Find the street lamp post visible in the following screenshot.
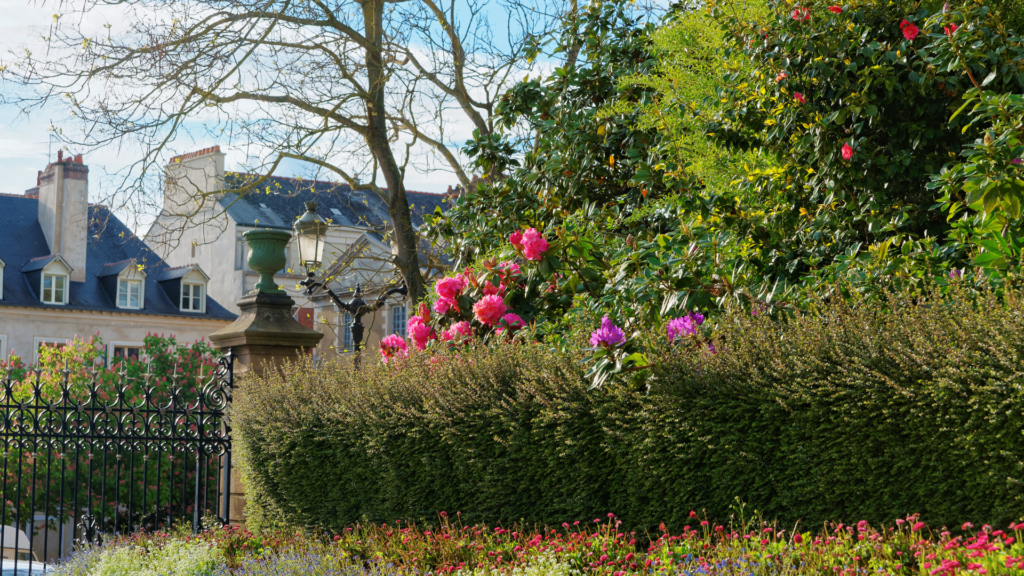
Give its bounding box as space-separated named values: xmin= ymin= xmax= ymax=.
xmin=293 ymin=201 xmax=407 ymax=365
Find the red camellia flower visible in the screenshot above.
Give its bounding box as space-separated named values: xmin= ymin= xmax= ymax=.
xmin=794 ymin=92 xmax=807 ymax=105
xmin=828 ymin=6 xmax=842 ymax=13
xmin=842 ymin=143 xmax=854 ymax=160
xmin=900 ymin=19 xmax=920 ymax=40
xmin=944 ymin=23 xmax=958 ymax=35
xmin=791 ymin=7 xmax=811 ymax=20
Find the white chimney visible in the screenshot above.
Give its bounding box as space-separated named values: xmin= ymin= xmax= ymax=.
xmin=163 ymin=146 xmax=226 ymax=217
xmin=37 ymin=151 xmax=89 ymax=282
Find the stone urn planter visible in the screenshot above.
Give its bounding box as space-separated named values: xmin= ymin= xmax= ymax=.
xmin=243 ymin=229 xmax=292 ymax=294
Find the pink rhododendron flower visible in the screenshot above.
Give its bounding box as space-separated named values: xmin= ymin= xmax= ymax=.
xmin=408 ymin=321 xmax=437 ymax=351
xmin=842 ymin=143 xmax=854 ymax=160
xmin=510 ymin=230 xmax=524 ymax=249
xmin=433 ymin=297 xmax=456 ymax=315
xmin=442 ymin=321 xmax=473 ymax=342
xmin=452 ymin=321 xmax=472 ymax=337
xmin=590 ymin=316 xmax=625 ymax=348
xmin=521 ymin=228 xmax=550 ymax=261
xmin=482 ymin=281 xmax=503 ymax=297
xmin=501 ymin=313 xmax=525 ymax=330
xmin=794 ymin=92 xmax=807 ymax=105
xmin=791 ymin=7 xmax=810 ymax=20
xmin=435 ymin=275 xmax=466 ymax=300
xmin=380 ymin=334 xmax=408 ymax=363
xmin=667 ymin=311 xmax=705 ymax=341
xmin=497 ymin=260 xmax=521 ymax=277
xmin=473 ymin=295 xmax=507 ymax=326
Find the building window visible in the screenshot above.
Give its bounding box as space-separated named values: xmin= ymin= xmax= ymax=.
xmin=391 ymin=304 xmax=407 ymax=337
xmin=42 ymin=273 xmax=67 ymax=304
xmin=181 ymin=283 xmax=204 ymax=312
xmin=113 ymin=345 xmax=141 ymax=362
xmin=117 ymin=279 xmax=142 ymax=309
xmin=342 ymin=313 xmax=353 ymax=350
xmin=235 ymin=234 xmax=245 ymax=270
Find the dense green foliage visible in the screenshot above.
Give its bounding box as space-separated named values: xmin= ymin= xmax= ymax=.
xmin=235 ymin=283 xmax=1024 ymax=533
xmin=427 ymin=0 xmax=1024 ymax=334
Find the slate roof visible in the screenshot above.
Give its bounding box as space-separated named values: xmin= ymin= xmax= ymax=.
xmin=219 ymin=173 xmax=451 ymax=231
xmin=0 ymin=195 xmax=236 ymax=319
xmin=157 ymin=265 xmax=210 ymax=282
xmin=20 ymin=254 xmax=66 ymax=273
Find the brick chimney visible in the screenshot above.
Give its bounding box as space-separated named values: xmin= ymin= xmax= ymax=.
xmin=37 ymin=152 xmax=89 ymax=282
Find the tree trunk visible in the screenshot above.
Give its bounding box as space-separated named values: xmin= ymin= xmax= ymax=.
xmin=362 ymin=0 xmax=427 ymax=304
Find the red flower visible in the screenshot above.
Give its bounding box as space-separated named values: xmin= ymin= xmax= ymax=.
xmin=792 ymin=7 xmax=811 ymax=20
xmin=776 ymin=71 xmax=789 ymax=82
xmin=794 ymin=92 xmax=807 ymax=105
xmin=841 ymin=143 xmax=854 ymax=160
xmin=901 ymin=20 xmax=919 ymax=40
xmin=828 ymin=6 xmax=842 ymax=13
xmin=944 ymin=23 xmax=958 ymax=35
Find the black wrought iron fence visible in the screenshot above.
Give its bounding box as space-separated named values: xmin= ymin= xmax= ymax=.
xmin=0 ymin=350 xmax=234 ymax=571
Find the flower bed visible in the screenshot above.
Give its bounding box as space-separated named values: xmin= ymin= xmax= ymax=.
xmin=51 ymin=514 xmax=1024 ymax=575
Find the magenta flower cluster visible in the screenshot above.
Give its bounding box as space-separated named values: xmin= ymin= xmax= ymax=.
xmin=667 ymin=311 xmax=705 ymax=341
xmin=510 ymin=228 xmax=550 ymax=261
xmin=590 ymin=316 xmax=626 ymax=348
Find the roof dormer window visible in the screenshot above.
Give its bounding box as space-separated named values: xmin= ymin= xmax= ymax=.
xmin=42 ymin=273 xmax=67 ymax=305
xmin=118 ymin=279 xmax=143 ymax=309
xmin=181 ymin=282 xmax=205 ymax=313
xmin=157 ymin=264 xmax=209 ymax=315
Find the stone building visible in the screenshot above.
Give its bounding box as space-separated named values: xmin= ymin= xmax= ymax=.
xmin=0 ymin=152 xmax=235 ymax=365
xmin=145 ymin=146 xmax=452 ymax=360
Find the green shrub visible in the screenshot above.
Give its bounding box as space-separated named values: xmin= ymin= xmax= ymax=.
xmin=234 ymin=283 xmax=1024 ymax=532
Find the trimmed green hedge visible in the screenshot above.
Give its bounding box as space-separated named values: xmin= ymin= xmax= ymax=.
xmin=234 ymin=286 xmax=1024 ymax=532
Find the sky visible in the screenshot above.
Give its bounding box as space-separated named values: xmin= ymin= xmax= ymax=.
xmin=0 ymin=0 xmax=481 ymax=233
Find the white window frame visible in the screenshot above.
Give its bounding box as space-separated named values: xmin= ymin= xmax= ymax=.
xmin=0 ymin=258 xmax=5 ymax=300
xmin=117 ymin=278 xmax=144 ymax=309
xmin=341 ymin=312 xmax=353 ymax=351
xmin=181 ymin=282 xmax=205 ymax=313
xmin=391 ymin=303 xmax=407 ymax=337
xmin=0 ymin=334 xmax=7 ymax=363
xmin=41 ymin=272 xmax=68 ymax=305
xmin=107 ymin=341 xmax=146 ymax=366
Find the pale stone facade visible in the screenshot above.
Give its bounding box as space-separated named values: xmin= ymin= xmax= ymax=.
xmin=0 ymin=152 xmax=236 ymax=366
xmin=145 ymin=146 xmax=450 ymax=361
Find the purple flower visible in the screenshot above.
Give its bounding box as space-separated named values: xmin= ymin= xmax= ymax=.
xmin=1013 ymin=158 xmax=1022 ymax=165
xmin=667 ymin=311 xmax=705 ymax=341
xmin=590 ymin=316 xmax=626 ymax=348
xmin=949 ymin=268 xmax=963 ymax=279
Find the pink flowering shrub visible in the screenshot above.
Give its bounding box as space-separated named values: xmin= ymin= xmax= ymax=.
xmin=380 ymin=334 xmax=409 ymax=363
xmin=52 ymin=513 xmax=1024 ymax=576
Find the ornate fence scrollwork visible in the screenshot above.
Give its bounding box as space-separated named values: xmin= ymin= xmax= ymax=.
xmin=0 ymin=348 xmax=234 ymax=567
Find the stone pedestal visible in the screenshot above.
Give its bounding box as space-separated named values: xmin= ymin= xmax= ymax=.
xmin=209 ymin=291 xmax=323 ymax=525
